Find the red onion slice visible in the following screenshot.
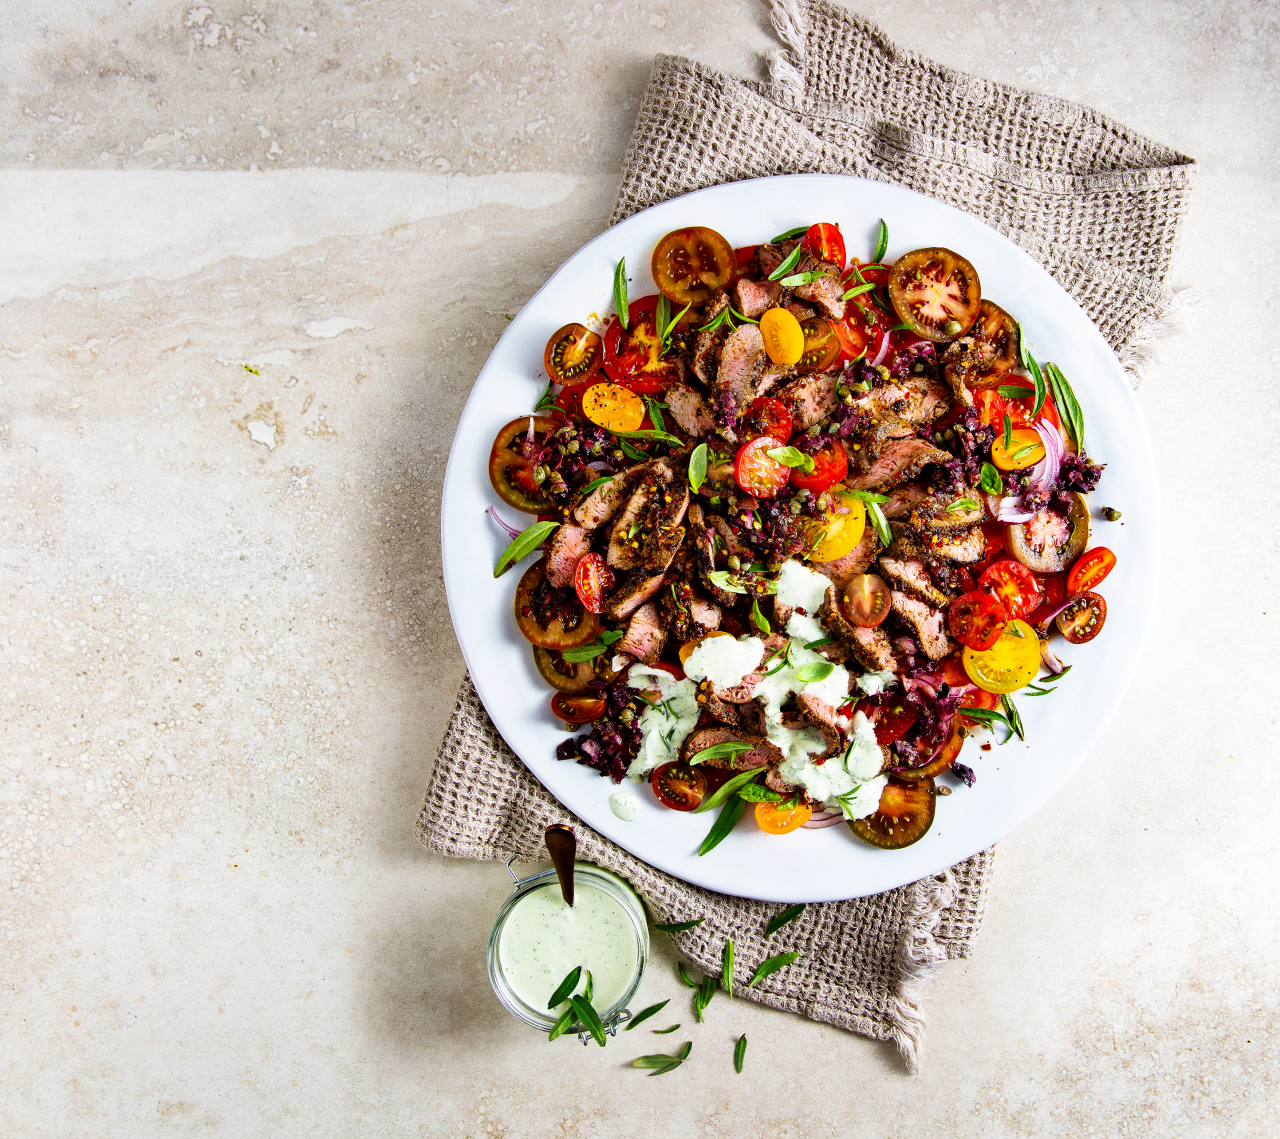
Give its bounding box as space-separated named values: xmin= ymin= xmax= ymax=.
xmin=487 ymin=505 xmax=522 ymax=540
xmin=871 ymin=328 xmax=891 ymax=367
xmin=997 ymin=496 xmax=1035 ymax=523
xmin=802 ymin=810 xmax=845 ymax=829
xmin=1034 ymin=419 xmax=1064 ymax=493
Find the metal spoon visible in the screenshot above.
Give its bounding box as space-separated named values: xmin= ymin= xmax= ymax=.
xmin=544 ymin=824 xmax=576 ymax=907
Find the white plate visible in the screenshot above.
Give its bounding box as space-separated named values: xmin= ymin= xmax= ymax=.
xmin=440 ymin=174 xmax=1158 ymax=903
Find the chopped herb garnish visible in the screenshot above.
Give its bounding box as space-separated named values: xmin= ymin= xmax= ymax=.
xmin=646 ymin=398 xmax=667 ymax=435
xmin=619 ymin=439 xmax=647 ymax=461
xmin=803 ymin=636 xmax=834 ymax=649
xmin=978 ymin=462 xmax=1004 ymax=495
xmin=613 ymin=258 xmax=629 ymax=330
xmin=1010 ymin=442 xmax=1041 ymax=462
xmin=866 ymin=500 xmax=892 ymax=547
xmin=779 ymin=270 xmax=831 ymax=288
xmin=767 ymin=244 xmax=805 ymax=281
xmin=840 ymin=282 xmax=876 ymax=301
xmin=872 ymin=219 xmax=888 ymax=264
xmin=748 ymin=951 xmax=800 ymax=988
xmin=765 ymin=903 xmax=806 ymax=936
xmin=656 ymin=918 xmax=705 ymax=933
xmin=842 ymin=488 xmax=891 ymax=503
xmin=616 ymin=428 xmax=684 ymax=446
xmin=624 ymin=999 xmax=670 ymax=1031
xmin=494 ymin=520 xmax=558 ymax=578
xmin=770 ymin=225 xmax=809 ymax=243
xmin=734 ymin=1034 xmax=747 ymax=1074
xmin=534 ymin=377 xmax=557 ymax=411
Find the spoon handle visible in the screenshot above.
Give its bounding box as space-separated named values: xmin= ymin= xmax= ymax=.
xmin=545 ymin=824 xmax=576 ymax=907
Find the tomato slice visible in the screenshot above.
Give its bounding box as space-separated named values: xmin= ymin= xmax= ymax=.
xmin=759 ymin=307 xmax=805 ymax=366
xmin=1056 ymin=591 xmax=1107 ymax=644
xmin=733 ymin=245 xmax=758 ymax=281
xmin=1027 ymin=572 xmax=1066 ymax=627
xmin=965 ymin=300 xmax=1020 ymax=377
xmin=740 ymin=396 xmax=793 ymax=442
xmin=648 ymin=660 xmax=686 ymax=681
xmin=898 ymin=722 xmax=965 ymax=781
xmin=602 ymin=295 xmax=683 ymax=392
xmin=948 ymin=591 xmax=1009 ymax=651
xmin=581 ymin=382 xmax=646 ymax=433
xmin=848 ymin=777 xmax=936 ymax=849
xmin=1067 ymin=547 xmax=1117 ymax=594
xmin=573 ymin=552 xmax=610 ymax=615
xmin=651 ymin=761 xmax=706 ymax=811
xmin=550 ymin=693 xmax=606 ymax=724
xmin=488 ymin=415 xmax=561 ymax=513
xmin=975 ymin=384 xmax=1064 ymax=436
xmin=937 ymin=654 xmax=970 ymax=688
xmin=544 ymin=323 xmax=603 ymax=384
xmin=533 ymin=646 xmax=597 ymax=693
xmin=978 ymin=559 xmax=1043 ymax=620
xmin=755 ymin=799 xmax=813 ymax=834
xmin=794 ymin=318 xmax=843 ymax=375
xmin=802 ymin=222 xmax=846 ymax=268
xmin=991 ymin=426 xmax=1045 ymax=471
xmin=804 ymin=487 xmax=866 ymax=562
xmin=842 ymin=574 xmax=892 ymax=627
xmin=860 ymin=696 xmax=918 ymax=744
xmin=651 ymin=227 xmax=736 ymax=306
xmin=888 ymin=248 xmax=982 ymax=342
xmin=962 ymin=618 xmax=1041 ymax=693
xmin=957 ymin=687 xmax=1001 ymax=728
xmin=790 ymin=441 xmax=848 ymax=493
xmin=514 ymin=562 xmax=600 ymax=650
xmin=734 ymin=436 xmax=790 ymax=498
xmin=677 ymin=629 xmax=734 ymax=666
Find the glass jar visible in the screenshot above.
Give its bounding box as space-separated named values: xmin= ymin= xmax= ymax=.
xmin=487 ymin=859 xmax=649 ymax=1039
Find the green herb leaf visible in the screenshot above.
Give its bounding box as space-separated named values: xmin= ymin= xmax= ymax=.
xmin=697 ymin=307 xmax=734 ymax=333
xmin=1017 ymin=322 xmax=1035 ymax=374
xmin=534 ymin=378 xmax=557 ymax=411
xmin=1001 ymin=694 xmax=1026 ymax=741
xmin=794 ymin=661 xmax=834 ymax=684
xmin=578 ymin=475 xmax=613 ymax=496
xmin=705 ymin=570 xmax=776 ymax=595
xmin=631 ymin=1054 xmax=684 ymax=1075
xmin=765 ymin=903 xmax=806 ymax=936
xmin=624 ymin=999 xmax=670 ymax=1031
xmin=887 ymin=321 xmax=915 ymax=332
xmin=729 ymin=307 xmax=759 ymax=324
xmin=866 ymin=500 xmax=893 ymax=548
xmin=616 ymin=428 xmax=684 ymax=446
xmin=614 ymin=258 xmax=629 ymax=330
xmin=750 ymin=597 xmax=771 ymax=635
xmin=767 ymin=244 xmax=805 ymax=281
xmin=735 ymin=782 xmax=785 ymax=803
xmin=568 ymin=995 xmax=607 ymax=1047
xmin=770 ymin=225 xmax=809 ymax=243
xmin=693 ymin=766 xmax=768 ymax=814
xmin=695 ymin=974 xmax=717 ymax=1020
xmin=779 ymin=270 xmax=830 ymax=288
xmin=619 ymin=439 xmax=647 ymax=461
xmin=654 ymin=294 xmax=672 ymax=342
xmin=547 ymin=966 xmax=582 ymax=1009
xmin=583 ymin=970 xmax=593 ymax=1004
xmin=655 ymin=917 xmax=705 ymax=933
xmin=547 ymin=1007 xmax=574 ymax=1041
xmin=734 ymin=1034 xmax=747 ymax=1074
xmin=803 ymin=636 xmax=835 ymax=650
xmin=872 ymin=219 xmax=888 ymax=264
xmin=678 ymin=962 xmax=700 ymax=988
xmin=697 ymin=796 xmax=747 ymax=856
xmin=978 ymin=462 xmax=1004 ymax=495
xmin=688 ymin=442 xmax=708 ymax=494
xmin=766 ymin=445 xmax=816 ymax=473
xmin=494 ymin=520 xmax=558 ymax=578
xmin=947 ymin=498 xmax=980 ymax=513
xmin=1010 ymin=442 xmax=1042 ymax=462
xmin=1028 ymin=355 xmax=1047 ymax=417
xmin=722 ymin=939 xmax=735 ymax=999
xmin=652 ymin=1024 xmax=681 ymax=1034
xmin=748 ymin=951 xmax=800 ymax=988
xmin=842 ymin=489 xmax=891 ymax=503
xmin=645 ymin=399 xmax=667 ymax=435
xmin=689 ymin=741 xmax=755 ymax=766
xmin=1003 ymin=414 xmax=1013 ymax=451
xmin=1045 ymin=362 xmax=1084 ymax=448
xmin=560 ymin=630 xmax=624 ymax=663
xmin=870 ymin=288 xmax=896 ymax=317
xmin=678 ymin=1042 xmax=693 ymax=1061
xmin=840 ymin=282 xmax=876 ymax=301
xmin=997 ymin=384 xmax=1035 ymax=399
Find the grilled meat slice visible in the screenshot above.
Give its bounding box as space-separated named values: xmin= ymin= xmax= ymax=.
xmin=854 ymin=413 xmax=916 ymax=473
xmin=688 ymin=502 xmax=738 ymax=608
xmin=697 ymin=684 xmax=742 ymax=727
xmin=573 ymin=464 xmax=645 ymax=529
xmin=792 ymin=267 xmax=845 ymax=320
xmin=713 ymin=322 xmax=767 ymax=424
xmin=798 ymin=692 xmax=845 ymax=753
xmin=681 ymin=727 xmax=784 ymax=771
xmin=544 ymin=522 xmax=593 ymax=588
xmin=882 ymin=479 xmax=932 ymax=520
xmin=878 ymin=555 xmax=953 ymax=607
xmin=616 ymin=601 xmax=666 ymax=664
xmin=810 ymin=526 xmax=882 ymax=589
xmin=662 ymin=559 xmax=720 ymax=643
xmin=734 ymin=277 xmax=784 ymax=319
xmin=775 ymin=373 xmax=838 ymax=431
xmin=607 ymin=462 xmax=688 ymax=570
xmin=692 ymin=290 xmax=731 ymax=384
xmin=754 ymin=243 xmax=786 ymax=277
xmin=908 ymin=486 xmax=985 ymax=533
xmin=855 ymin=376 xmax=952 ymax=428
xmin=604 ymin=526 xmax=685 ymax=620
xmin=764 ymin=768 xmax=799 ymax=796
xmin=889 ymin=590 xmax=952 ymax=660
xmin=606 ymin=480 xmax=654 ymax=569
xmin=843 ymin=436 xmax=954 ymax=492
xmin=818 ymin=584 xmax=895 ymax=671
xmin=664 ymin=383 xmax=716 ymax=438
xmin=887 ymin=523 xmax=985 ymax=566
xmin=737 ymin=701 xmax=768 ymax=736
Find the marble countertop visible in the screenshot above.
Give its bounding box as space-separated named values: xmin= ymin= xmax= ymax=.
xmin=2 ymin=2 xmax=1276 ymax=1135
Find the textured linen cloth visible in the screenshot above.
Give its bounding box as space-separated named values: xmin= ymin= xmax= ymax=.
xmin=419 ymin=0 xmax=1194 ymax=1072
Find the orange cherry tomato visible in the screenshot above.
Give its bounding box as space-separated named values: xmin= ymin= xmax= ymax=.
xmin=734 ymin=436 xmax=790 ymax=497
xmin=678 ymin=629 xmax=734 ymax=667
xmin=1067 ymin=546 xmax=1117 ymax=594
xmin=651 ymin=762 xmax=706 ymax=812
xmin=991 ymin=426 xmax=1045 ymax=471
xmin=842 ymin=573 xmax=892 ymax=627
xmin=802 ymin=222 xmax=846 ymax=268
xmin=978 ymin=559 xmax=1044 ymax=620
xmin=581 ymin=383 xmax=646 ymax=433
xmin=789 ymin=441 xmax=848 ymax=494
xmin=755 ymin=799 xmax=813 ymax=834
xmin=794 ymin=318 xmax=844 ymax=375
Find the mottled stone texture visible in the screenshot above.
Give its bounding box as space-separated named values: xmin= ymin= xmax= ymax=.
xmin=0 ymin=1 xmax=1276 ymax=1136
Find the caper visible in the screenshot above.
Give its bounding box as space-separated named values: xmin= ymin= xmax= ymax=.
xmin=1102 ymin=506 xmax=1123 ymax=521
xmin=532 ymin=464 xmax=548 ymax=485
xmin=727 ymin=555 xmax=741 ymax=572
xmin=942 ymin=318 xmax=963 ymax=338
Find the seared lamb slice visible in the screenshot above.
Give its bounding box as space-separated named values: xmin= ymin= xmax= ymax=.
xmin=574 ymin=464 xmax=644 ymax=529
xmin=754 ymin=243 xmax=786 ymax=278
xmin=662 ymin=560 xmax=720 ymax=643
xmin=923 ymin=525 xmax=985 ymax=564
xmin=713 ymin=322 xmax=767 ymax=422
xmin=697 ymin=684 xmax=742 ymax=727
xmin=606 ymin=480 xmax=653 ymax=569
xmin=681 ymin=728 xmax=784 ymax=771
xmin=909 ymin=487 xmax=985 ymax=533
xmin=798 ymin=692 xmax=845 ymax=753
xmin=688 ymin=503 xmax=738 ymax=608
xmin=692 ymin=290 xmax=731 ymax=384
xmin=544 ymin=522 xmax=593 ymax=588
xmin=792 ymin=267 xmax=846 ymax=320
xmin=665 ymin=383 xmax=716 ymax=437
xmin=818 ymin=585 xmax=895 ymax=671
xmin=706 ymin=513 xmax=752 ymax=559
xmin=897 ymin=374 xmax=953 ymax=426
xmin=764 ymin=768 xmax=799 ymax=796
xmin=810 ymin=526 xmax=882 ymax=589
xmin=855 ymin=414 xmax=916 ymax=473
xmin=759 ymin=361 xmax=796 ymax=394
xmin=943 ymin=361 xmax=976 ymax=407
xmin=882 ymin=479 xmax=932 ymax=520
xmin=844 ymin=436 xmax=954 ymax=492
xmin=878 ymin=555 xmax=953 ymax=608
xmin=688 ymin=591 xmax=721 ymax=632
xmin=734 ymin=277 xmax=784 ymax=319
xmin=617 ymin=601 xmax=666 ymax=664
xmin=775 ymin=373 xmax=838 ymax=431
xmin=604 ymin=526 xmax=685 ymax=620
xmin=738 ymin=701 xmax=769 ymax=736
xmin=890 ymin=590 xmax=952 ymax=660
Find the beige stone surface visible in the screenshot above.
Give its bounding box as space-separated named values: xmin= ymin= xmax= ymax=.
xmin=1 ymin=1 xmax=1277 ymax=1135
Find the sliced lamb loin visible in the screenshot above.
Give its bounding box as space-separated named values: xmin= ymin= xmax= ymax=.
xmin=889 ymin=590 xmax=952 ymax=660
xmin=775 ymin=373 xmax=838 ymax=431
xmin=792 ymin=268 xmax=846 ymax=321
xmin=734 ymin=277 xmax=784 ymax=319
xmin=606 ymin=479 xmax=654 ymax=569
xmin=697 ymin=686 xmax=742 ymax=727
xmin=810 ymin=526 xmax=882 ymax=589
xmin=877 ymin=555 xmax=953 ymax=608
xmin=753 ymin=243 xmax=786 ymax=278
xmin=712 ymin=322 xmax=767 ymax=424
xmin=886 ymin=523 xmax=984 ymax=566
xmin=544 ymin=522 xmax=593 ymax=588
xmin=604 ymin=526 xmax=684 ymax=620
xmin=897 ymin=374 xmax=953 ymax=426
xmin=843 ymin=436 xmax=954 ymax=492
xmin=797 ymin=692 xmax=845 ymax=753
xmin=818 ymin=584 xmax=896 ymax=671
xmin=687 ymin=502 xmax=738 ymax=608
xmin=681 ymin=727 xmax=783 ymax=771
xmin=908 ymin=487 xmax=986 ymax=533
xmin=881 ymin=479 xmax=932 ymax=520
xmin=616 ymin=601 xmax=666 ymax=664
xmin=854 ymin=414 xmax=917 ymax=473
xmin=691 ymin=290 xmax=731 ymax=384
xmin=737 ymin=701 xmax=769 ymax=736
xmin=662 ymin=559 xmax=720 ymax=643
xmin=573 ymin=464 xmax=645 ymax=529
xmin=664 ymin=383 xmax=716 ymax=438
xmin=764 ymin=769 xmax=799 ymax=795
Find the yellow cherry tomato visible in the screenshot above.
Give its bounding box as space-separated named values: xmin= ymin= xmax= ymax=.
xmin=755 ymin=799 xmax=813 ymax=834
xmin=962 ymin=618 xmax=1042 ymax=693
xmin=804 ymin=487 xmax=866 ymax=563
xmin=991 ymin=426 xmax=1045 ymax=471
xmin=759 ymin=307 xmax=805 ymax=366
xmin=581 ymin=382 xmax=645 ymax=433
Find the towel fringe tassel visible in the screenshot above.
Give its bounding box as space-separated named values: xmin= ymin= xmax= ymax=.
xmin=1118 ymin=285 xmax=1207 ymax=388
xmin=768 ymin=0 xmax=807 ymax=103
xmin=889 ymin=868 xmax=956 ymax=1075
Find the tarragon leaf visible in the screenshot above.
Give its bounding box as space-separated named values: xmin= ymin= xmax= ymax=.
xmin=770 ymin=225 xmax=809 ymax=243
xmin=734 ymin=1034 xmax=747 ymax=1074
xmin=693 ymin=766 xmax=767 ymax=814
xmin=765 ymin=904 xmax=806 ymax=936
xmin=624 ymin=1000 xmax=669 ymax=1031
xmin=547 ymin=966 xmax=581 ymax=1009
xmin=722 ymin=939 xmax=735 ymax=999
xmin=695 ymin=974 xmax=717 ymax=1020
xmin=748 ymin=951 xmax=800 ymax=989
xmin=689 ymin=741 xmax=754 ymax=766
xmin=697 ymin=796 xmax=747 ymax=856
xmin=614 ymin=258 xmax=629 ymax=330
xmin=872 ymin=219 xmax=888 ymax=264
xmin=494 ymin=520 xmax=557 ymax=578
xmin=767 ymin=243 xmax=805 ymax=281
xmin=655 ymin=918 xmax=705 ymax=933
xmin=567 ymin=995 xmax=607 ymax=1047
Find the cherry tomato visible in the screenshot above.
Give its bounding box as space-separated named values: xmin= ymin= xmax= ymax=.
xmin=544 ymin=323 xmax=603 ymax=383
xmin=573 ymin=552 xmax=609 ymax=615
xmin=533 ymin=646 xmax=596 ymax=693
xmin=602 ymin=295 xmax=683 ymax=392
xmin=648 ymin=660 xmax=686 ymax=681
xmin=651 ymin=226 xmax=736 ymax=306
xmin=581 ymin=382 xmax=646 ymax=433
xmin=651 ymin=762 xmax=706 ymax=811
xmin=802 ymin=222 xmax=846 ymax=268
xmin=948 ymin=591 xmax=1009 ymax=651
xmin=974 ymin=385 xmax=1063 ymax=436
xmin=805 ymin=487 xmax=866 ymax=562
xmin=848 ymin=778 xmax=936 ymax=849
xmin=991 ymin=426 xmax=1045 ymax=471
xmin=1067 ymin=547 xmax=1117 ymax=594
xmin=965 ymin=300 xmax=1021 ymax=377
xmin=488 ymin=416 xmax=561 ymax=513
xmin=760 ymin=307 xmax=805 ymax=365
xmin=937 ymin=654 xmax=970 ymax=688
xmin=861 ymin=696 xmax=918 ymax=745
xmin=830 ymin=317 xmax=866 ymax=365
xmin=550 ymin=693 xmax=606 ymax=724
xmin=978 ymin=559 xmax=1043 ymax=620
xmin=755 ymin=799 xmax=813 ymax=834
xmin=789 ymin=441 xmax=848 ymax=493
xmin=733 ymin=245 xmax=759 ymax=282
xmin=888 ymin=247 xmax=982 ymax=342
xmin=843 ymin=573 xmax=892 ymax=627
xmin=962 ymin=618 xmax=1041 ymax=693
xmin=740 ymin=396 xmax=793 ymax=442
xmin=795 ymin=318 xmax=844 ymax=375
xmin=734 ymin=436 xmax=790 ymax=498
xmin=513 ymin=562 xmax=600 ymax=650
xmin=1027 ymin=572 xmax=1066 ymax=627
xmin=552 ymin=380 xmax=593 ymax=418
xmin=957 ymin=687 xmax=1001 ymax=728
xmin=1056 ymin=591 xmax=1107 ymax=644
xmin=677 ymin=630 xmax=734 ymax=667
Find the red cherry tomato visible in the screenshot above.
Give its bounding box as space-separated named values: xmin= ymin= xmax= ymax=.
xmin=978 ymin=559 xmax=1044 ymax=620
xmin=550 ymin=693 xmax=606 ymax=724
xmin=740 ymin=396 xmax=793 ymax=442
xmin=553 ymin=380 xmax=594 ymax=418
xmin=648 ymin=660 xmax=686 ymax=681
xmin=573 ymin=552 xmax=610 ymax=615
xmin=650 ymin=762 xmax=706 ymax=811
xmin=858 ymin=697 xmax=918 ymax=745
xmin=733 ymin=245 xmax=759 ymax=283
xmin=936 ymin=654 xmax=970 ymax=688
xmin=1027 ymin=572 xmax=1066 ymax=627
xmin=957 ymin=687 xmax=1001 ymax=728
xmin=602 ymin=295 xmax=682 ymax=393
xmin=947 ymin=591 xmax=1009 ymax=651
xmin=802 ymin=222 xmax=846 ymax=268
xmin=1067 ymin=546 xmax=1117 ymax=594
xmin=1056 ymin=591 xmax=1107 ymax=644
xmin=734 ymin=436 xmax=790 ymax=498
xmin=789 ymin=441 xmax=848 ymax=494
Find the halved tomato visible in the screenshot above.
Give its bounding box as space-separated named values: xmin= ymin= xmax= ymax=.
xmin=789 ymin=441 xmax=848 ymax=493
xmin=991 ymin=426 xmax=1045 ymax=471
xmin=978 ymin=559 xmax=1043 ymax=620
xmin=651 ymin=762 xmax=706 ymax=811
xmin=649 ymin=660 xmax=686 ymax=682
xmin=734 ymin=436 xmax=790 ymax=498
xmin=551 ymin=693 xmax=606 ymax=725
xmin=574 ymin=552 xmax=610 ymax=615
xmin=602 ymin=295 xmax=683 ymax=392
xmin=740 ymin=396 xmax=793 ymax=443
xmin=544 ymin=323 xmax=603 ymax=384
xmin=1056 ymin=591 xmax=1107 ymax=644
xmin=888 ymin=248 xmax=982 ymax=342
xmin=965 ymin=300 xmax=1020 ymax=377
xmin=971 ymin=520 xmax=1009 ymax=578
xmin=755 ymin=800 xmax=813 ymax=834
xmin=962 ymin=618 xmax=1041 ymax=693
xmin=948 ymin=591 xmax=1008 ymax=651
xmin=1027 ymin=571 xmax=1067 ymax=627
xmin=848 ymin=777 xmax=936 ymax=849
xmin=843 ymin=573 xmax=892 ymax=627
xmin=937 ymin=654 xmax=970 ymax=688
xmin=678 ymin=629 xmax=734 ymax=667
xmin=1008 ymin=493 xmax=1090 ymax=574
xmin=860 ymin=696 xmax=918 ymax=745
xmin=897 ymin=722 xmax=965 ymax=781
xmin=651 ymin=227 xmax=736 ymax=306
xmin=1067 ymin=546 xmax=1116 ymax=594
xmin=488 ymin=416 xmax=561 ymax=513
xmin=759 ymin=307 xmax=805 ymax=366
xmin=794 ymin=318 xmax=844 ymax=375
xmin=552 ymin=380 xmax=593 ymax=418
xmin=804 ymin=487 xmax=866 ymax=562
xmin=533 ymin=646 xmax=596 ymax=693
xmin=802 ymin=222 xmax=846 ymax=268
xmin=513 ymin=562 xmax=600 ymax=650
xmin=581 ymin=383 xmax=646 ymax=433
